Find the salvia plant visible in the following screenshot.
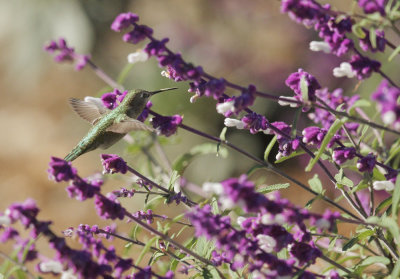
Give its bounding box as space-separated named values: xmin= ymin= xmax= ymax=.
xmin=2 ymin=0 xmax=400 ymax=278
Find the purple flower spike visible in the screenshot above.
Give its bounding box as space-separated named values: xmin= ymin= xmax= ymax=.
xmin=151 ymin=114 xmax=182 ymax=137
xmin=332 ymin=147 xmax=356 ymax=164
xmin=358 ymin=0 xmax=386 ymax=16
xmin=349 ymin=54 xmax=381 ymax=80
xmin=285 ymin=69 xmax=320 ymax=103
xmin=44 ymin=38 xmax=89 ymax=71
xmin=234 ymin=84 xmax=256 ymax=112
xmin=111 ymin=12 xmax=139 ymax=32
xmin=123 ymin=24 xmax=153 ymax=44
xmin=48 ymin=157 xmax=77 ymax=182
xmin=289 ymin=242 xmax=322 ymax=266
xmin=94 ymin=193 xmax=125 ymax=220
xmin=357 ymin=153 xmax=376 ymax=172
xmin=371 ymin=80 xmax=400 ymax=130
xmin=101 ymin=154 xmax=128 ymax=174
xmin=0 ymin=227 xmax=19 ymax=243
xmin=137 ymin=101 xmax=153 ymax=122
xmin=66 ymin=177 xmax=101 ymax=201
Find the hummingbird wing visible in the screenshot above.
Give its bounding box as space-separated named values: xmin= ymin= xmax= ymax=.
xmin=68 ymin=98 xmax=107 ymax=125
xmin=106 ymin=118 xmax=155 ymax=134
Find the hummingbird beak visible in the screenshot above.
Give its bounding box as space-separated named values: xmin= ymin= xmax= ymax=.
xmin=150 ymin=87 xmax=178 ymax=95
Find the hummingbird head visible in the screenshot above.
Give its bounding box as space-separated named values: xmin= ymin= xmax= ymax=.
xmin=123 ymin=87 xmax=178 ymax=118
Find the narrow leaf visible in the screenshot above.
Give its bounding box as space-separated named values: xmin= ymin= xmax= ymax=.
xmin=257 ymin=183 xmax=290 ymax=194
xmin=264 ymin=135 xmax=277 ymax=161
xmin=391 ymin=173 xmax=400 ymax=220
xmin=308 ymin=174 xmax=323 ymax=194
xmin=306 ymin=118 xmax=347 ymax=172
xmin=389 ymin=45 xmax=400 ymax=62
xmin=135 ymin=237 xmax=157 ymax=265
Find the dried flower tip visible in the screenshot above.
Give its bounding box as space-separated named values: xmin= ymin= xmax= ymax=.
xmin=216 ymin=100 xmax=235 ymax=115
xmin=278 ymin=96 xmax=299 ymax=107
xmin=38 ymin=260 xmax=63 ymax=274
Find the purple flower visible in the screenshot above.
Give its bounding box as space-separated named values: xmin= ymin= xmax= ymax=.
xmin=151 ymin=114 xmax=182 ymax=136
xmin=111 ymin=12 xmax=139 ymax=32
xmin=360 ymin=29 xmax=386 ymax=52
xmin=371 ymin=80 xmax=400 ymax=130
xmin=317 ymin=17 xmax=353 ymax=56
xmin=123 ymin=24 xmax=153 ymax=44
xmin=189 ymin=78 xmax=226 ymax=100
xmin=281 ymin=0 xmax=326 ymax=26
xmin=66 ymin=177 xmax=101 ymax=201
xmin=7 ymin=199 xmax=39 ymax=227
xmin=114 ymin=258 xmax=133 ymax=278
xmin=17 ymin=240 xmax=38 ymax=262
xmin=0 ymin=227 xmax=19 ymax=243
xmin=100 ymin=154 xmax=128 ymax=174
xmin=94 ymin=193 xmax=125 ymax=220
xmin=349 ymin=54 xmax=381 ymax=80
xmin=357 ymin=153 xmax=376 ymax=172
xmin=285 ymin=69 xmax=320 ymax=103
xmin=234 ymin=85 xmax=256 ymax=112
xmin=358 ymin=0 xmax=386 ymax=16
xmin=242 ymin=113 xmax=267 ymax=134
xmin=302 ymin=126 xmax=326 ymax=146
xmin=44 ymin=38 xmax=89 ymax=71
xmin=144 ymin=38 xmax=169 ymax=56
xmin=289 ymin=242 xmax=322 ymax=266
xmin=332 ymin=147 xmax=356 ymax=164
xmin=137 ymin=101 xmax=152 ymax=122
xmin=101 ymin=89 xmax=128 ymax=109
xmin=48 ymin=157 xmax=77 ymax=182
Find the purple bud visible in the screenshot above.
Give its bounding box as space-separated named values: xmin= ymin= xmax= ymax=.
xmin=289 ymin=241 xmax=322 ymax=266
xmin=349 ymin=54 xmax=381 ymax=80
xmin=151 ymin=115 xmax=182 ymax=137
xmin=0 ymin=227 xmax=19 ymax=243
xmin=48 ymin=157 xmax=77 ymax=182
xmin=123 ymin=25 xmax=153 ymax=44
xmin=302 ymin=126 xmax=326 ymax=146
xmin=285 ymin=69 xmax=320 ymax=103
xmin=100 ymin=154 xmax=128 ymax=174
xmin=111 ymin=12 xmax=139 ymax=32
xmin=144 ymin=38 xmax=169 ymax=56
xmin=242 ymin=113 xmax=267 ymax=134
xmin=94 ymin=193 xmax=125 ymax=220
xmin=357 ymin=153 xmax=376 ymax=172
xmin=66 ymin=177 xmax=101 ymax=201
xmin=332 ymin=147 xmax=356 ymax=164
xmin=360 ymin=29 xmax=386 ymax=52
xmin=358 ymin=0 xmax=386 ymax=16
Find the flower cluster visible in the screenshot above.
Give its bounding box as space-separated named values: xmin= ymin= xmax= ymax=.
xmin=101 ymin=89 xmax=128 ymax=110
xmin=44 ymin=38 xmax=90 ymax=71
xmin=371 ymin=79 xmax=400 ymax=130
xmin=48 ymin=156 xmax=125 ymax=220
xmin=150 ymin=114 xmax=183 ymax=136
xmin=189 ymin=175 xmax=339 ymax=277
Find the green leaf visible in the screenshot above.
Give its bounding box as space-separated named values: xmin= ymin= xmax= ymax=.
xmin=391 ymin=173 xmax=400 ymax=220
xmin=257 ymin=183 xmax=290 ymax=194
xmin=305 ymin=118 xmax=347 ymax=172
xmin=367 ymin=216 xmax=400 ymax=243
xmin=391 ymin=258 xmax=400 ymax=279
xmin=173 ymin=143 xmax=228 ymax=175
xmin=342 ymin=236 xmax=360 ymax=251
xmin=275 ymin=150 xmax=306 ymax=163
xmin=376 ymin=196 xmax=392 ymax=214
xmin=348 ymin=99 xmax=371 ymax=114
xmin=352 ymin=24 xmax=366 ymax=38
xmin=219 ymin=127 xmax=227 ymax=141
xmin=388 ymin=45 xmax=400 ymax=62
xmin=334 ymin=168 xmax=354 ymax=188
xmin=359 ymin=256 xmax=390 ymax=267
xmin=369 ymin=27 xmax=377 ymax=49
xmin=264 ymin=135 xmax=277 ymax=161
xmin=342 ymin=230 xmax=374 ymax=251
xmin=308 ymin=174 xmax=323 ymax=194
xmin=300 ymin=74 xmax=308 ymax=102
xmin=135 ymin=236 xmax=157 ymax=265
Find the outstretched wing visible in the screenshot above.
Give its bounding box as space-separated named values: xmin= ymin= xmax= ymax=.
xmin=107 ymin=117 xmax=154 ymax=134
xmin=68 ymin=97 xmax=107 ymax=125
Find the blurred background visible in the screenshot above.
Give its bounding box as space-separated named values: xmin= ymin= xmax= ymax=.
xmin=0 ymin=0 xmax=398 ymax=275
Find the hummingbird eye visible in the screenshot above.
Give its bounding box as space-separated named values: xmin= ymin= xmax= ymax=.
xmin=141 ymin=92 xmax=150 ymax=98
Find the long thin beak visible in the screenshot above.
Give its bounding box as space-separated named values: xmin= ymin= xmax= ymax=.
xmin=150 ymin=87 xmax=178 ymax=95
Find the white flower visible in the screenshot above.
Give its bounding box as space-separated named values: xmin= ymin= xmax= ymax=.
xmin=256 ymin=234 xmax=276 ymax=253
xmin=127 ymin=50 xmax=148 ymax=64
xmin=333 ymin=62 xmax=356 ymax=78
xmin=219 ymin=196 xmax=235 ymax=210
xmin=161 ymin=70 xmax=170 ymax=78
xmin=278 ymin=96 xmax=299 ymax=107
xmin=373 ymin=180 xmax=395 ymax=191
xmin=39 ymin=260 xmax=63 ymax=273
xmin=237 ymin=216 xmax=246 ymax=227
xmin=190 ymin=95 xmax=198 ymax=103
xmin=61 ymin=269 xmax=77 ymax=279
xmin=202 ymin=182 xmax=224 ymax=196
xmin=315 ymin=218 xmax=330 ymax=230
xmin=173 ymin=182 xmax=181 ymax=194
xmin=224 ymin=118 xmax=244 ymax=129
xmin=382 ymin=111 xmax=396 ymax=125
xmin=216 ymin=101 xmax=235 ymax=114
xmin=0 ymin=215 xmax=11 ymax=225
xmin=309 ymin=41 xmax=331 ymax=53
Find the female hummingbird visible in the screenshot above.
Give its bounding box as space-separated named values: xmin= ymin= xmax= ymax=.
xmin=64 ymin=88 xmax=177 ymax=162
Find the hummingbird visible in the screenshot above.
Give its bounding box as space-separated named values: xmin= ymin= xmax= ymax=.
xmin=64 ymin=88 xmax=177 ymax=162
